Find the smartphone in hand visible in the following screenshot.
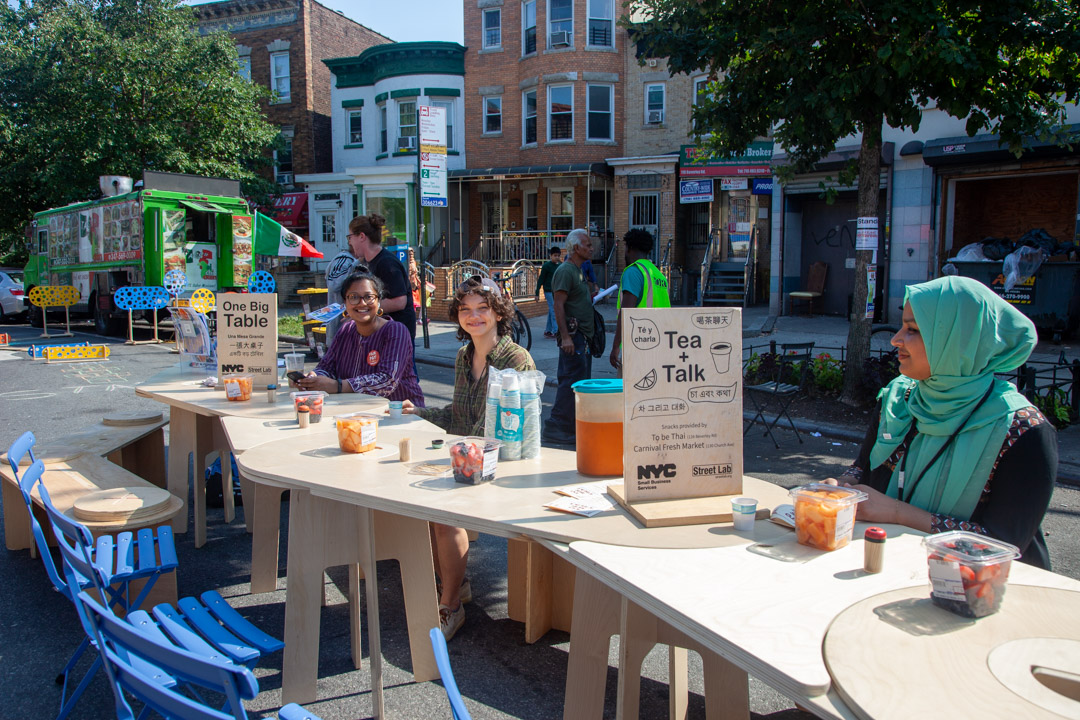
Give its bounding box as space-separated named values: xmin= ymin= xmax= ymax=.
xmin=287 ymin=371 xmax=307 ymax=384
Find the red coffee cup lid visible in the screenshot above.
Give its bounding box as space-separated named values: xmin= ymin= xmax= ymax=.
xmin=865 ymin=526 xmax=887 ymax=541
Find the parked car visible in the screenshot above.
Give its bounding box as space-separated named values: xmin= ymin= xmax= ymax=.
xmin=0 ymin=268 xmax=26 ymax=320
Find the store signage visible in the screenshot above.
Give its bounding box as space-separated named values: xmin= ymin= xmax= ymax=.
xmin=679 ymin=141 xmax=773 ymax=177
xmin=217 ymin=293 xmax=278 ymax=388
xmin=752 ymin=177 xmax=774 ymax=195
xmin=678 ymin=179 xmax=713 ymax=204
xmin=856 ymin=216 xmax=878 ymax=251
xmin=419 ymin=105 xmax=448 ymax=207
xmin=622 ymin=307 xmax=743 ymax=502
xmin=720 ymin=178 xmax=748 ymax=191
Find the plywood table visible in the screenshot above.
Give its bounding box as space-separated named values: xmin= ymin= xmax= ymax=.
xmin=235 ymin=416 xmax=792 ymax=708
xmin=135 ymin=366 xmax=386 ymax=545
xmin=565 ymin=529 xmax=1080 ymax=719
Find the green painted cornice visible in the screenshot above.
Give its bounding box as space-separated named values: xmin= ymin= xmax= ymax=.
xmin=325 ymin=42 xmax=465 ymax=89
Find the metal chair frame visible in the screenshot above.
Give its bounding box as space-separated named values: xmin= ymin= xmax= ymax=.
xmin=744 ymin=342 xmax=815 ymax=448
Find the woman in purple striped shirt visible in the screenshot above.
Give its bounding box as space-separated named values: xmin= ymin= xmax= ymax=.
xmin=294 ymin=271 xmax=425 ymax=405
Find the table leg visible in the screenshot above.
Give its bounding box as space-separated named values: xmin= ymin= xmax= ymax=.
xmin=617 ymin=597 xmax=665 ymax=720
xmin=117 ymin=427 xmax=167 ymax=489
xmin=193 ymin=416 xmax=214 ymax=548
xmin=249 ymin=482 xmax=285 ymax=594
xmin=166 ymin=408 xmax=197 ymax=534
xmin=564 ymin=568 xmax=622 ymax=720
xmin=2 ymin=476 xmax=31 ymax=551
xmin=669 ymin=647 xmax=689 ymax=720
xmin=237 ymin=474 xmax=255 ymax=533
xmin=210 ymin=418 xmax=234 ymax=525
xmin=361 ymin=506 xmax=384 ymax=720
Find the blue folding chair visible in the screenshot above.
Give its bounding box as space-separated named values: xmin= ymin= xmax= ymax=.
xmin=36 ymin=465 xmax=283 ymax=718
xmin=429 ymin=627 xmax=472 ymax=720
xmin=7 ymin=432 xmax=179 ymax=720
xmin=77 ymin=589 xmax=321 ymax=720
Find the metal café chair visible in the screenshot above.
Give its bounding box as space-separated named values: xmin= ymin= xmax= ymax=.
xmin=744 ymin=342 xmax=815 ymax=448
xmin=429 ymin=627 xmax=473 ymax=720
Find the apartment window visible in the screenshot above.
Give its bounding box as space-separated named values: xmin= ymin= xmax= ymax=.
xmin=379 ymin=105 xmax=387 ymax=153
xmin=548 ymin=85 xmax=572 ymax=141
xmin=549 ymin=189 xmax=574 ymax=231
xmin=525 ymin=191 xmax=538 ymax=230
xmin=347 ymin=110 xmax=363 ymax=145
xmin=586 ymin=84 xmax=612 ymax=140
xmin=432 ymin=100 xmax=455 ymax=151
xmin=522 ymin=90 xmax=537 ymax=145
xmin=484 ymin=96 xmax=502 ymax=134
xmin=587 ymin=0 xmax=613 ymax=47
xmin=548 ymin=0 xmax=572 ymax=46
xmin=237 ymin=56 xmax=251 ymax=81
xmin=483 ymin=9 xmax=501 ymax=49
xmin=270 ymin=51 xmax=290 ymax=102
xmin=397 ymin=101 xmax=417 ymax=151
xmin=693 ymin=77 xmax=710 ymax=131
xmin=645 ymin=83 xmax=665 ymax=124
xmin=522 ymin=1 xmax=536 ymax=55
xmin=274 ymin=128 xmax=294 ymax=184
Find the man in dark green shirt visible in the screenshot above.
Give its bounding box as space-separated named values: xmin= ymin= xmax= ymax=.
xmin=535 ymin=246 xmax=561 ymax=338
xmin=542 ymin=229 xmax=594 ymax=446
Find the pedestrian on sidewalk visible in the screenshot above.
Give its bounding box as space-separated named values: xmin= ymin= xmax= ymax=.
xmin=826 ymin=276 xmax=1056 ymax=568
xmin=402 ymin=276 xmax=535 ymax=640
xmin=536 ymin=246 xmax=561 ymax=338
xmin=324 ymin=242 xmax=363 ymax=347
xmin=542 ymin=229 xmax=595 ymax=447
xmin=609 ymin=228 xmax=671 ymax=375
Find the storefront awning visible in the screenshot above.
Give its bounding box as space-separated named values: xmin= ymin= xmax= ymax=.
xmin=923 ymin=125 xmax=1080 ymax=167
xmin=271 ymin=192 xmax=309 ymax=228
xmin=449 ymin=162 xmax=613 ymax=181
xmin=179 ymin=199 xmax=232 ymax=214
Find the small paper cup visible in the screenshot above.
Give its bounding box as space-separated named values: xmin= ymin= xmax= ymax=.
xmin=731 ymin=497 xmax=757 ymax=532
xmin=388 ymin=400 xmax=403 ymax=418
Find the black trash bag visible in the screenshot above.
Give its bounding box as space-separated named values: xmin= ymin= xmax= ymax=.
xmin=981 ymin=236 xmax=1014 ymax=261
xmin=1017 ymin=228 xmax=1057 ymax=256
xmin=205 ymin=453 xmax=243 ymax=508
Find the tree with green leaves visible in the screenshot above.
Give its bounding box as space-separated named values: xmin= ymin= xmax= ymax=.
xmin=0 ymin=0 xmax=281 ymax=265
xmin=629 ymin=0 xmax=1080 ymax=403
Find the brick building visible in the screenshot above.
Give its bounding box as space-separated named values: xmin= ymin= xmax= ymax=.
xmin=454 ymin=0 xmax=625 ymax=284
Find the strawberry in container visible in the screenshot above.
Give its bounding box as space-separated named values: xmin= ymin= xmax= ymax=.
xmin=449 ymin=437 xmax=503 ymax=485
xmin=924 ymin=530 xmax=1020 ymax=618
xmin=292 ymin=391 xmax=327 ymax=423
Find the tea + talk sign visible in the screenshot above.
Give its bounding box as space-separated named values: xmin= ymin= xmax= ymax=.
xmin=621 ymin=307 xmax=743 ymax=502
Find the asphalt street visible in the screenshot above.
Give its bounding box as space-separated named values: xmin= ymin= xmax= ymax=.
xmin=0 ymin=320 xmax=1077 ymax=719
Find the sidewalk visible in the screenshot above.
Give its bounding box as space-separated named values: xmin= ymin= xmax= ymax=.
xmin=411 ymin=302 xmax=1080 ymax=484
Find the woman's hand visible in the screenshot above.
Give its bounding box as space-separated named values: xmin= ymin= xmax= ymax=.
xmin=401 ymin=399 xmax=419 ymax=415
xmin=297 ymin=373 xmax=337 ymax=393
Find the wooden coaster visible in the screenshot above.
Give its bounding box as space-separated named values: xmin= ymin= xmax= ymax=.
xmin=103 ymin=411 xmax=164 ymax=427
xmin=73 ymin=486 xmax=172 ymax=522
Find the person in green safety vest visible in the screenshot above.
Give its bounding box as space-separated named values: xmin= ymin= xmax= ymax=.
xmin=609 ymin=228 xmax=671 ymax=373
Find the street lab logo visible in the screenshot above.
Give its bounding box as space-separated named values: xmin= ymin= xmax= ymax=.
xmin=692 ymin=463 xmax=732 ymax=477
xmin=221 ymin=363 xmax=245 ymax=373
xmin=637 ymin=463 xmax=677 ymax=479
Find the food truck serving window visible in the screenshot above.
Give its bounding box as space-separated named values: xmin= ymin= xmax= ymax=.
xmin=179 ymin=200 xmax=232 ymax=214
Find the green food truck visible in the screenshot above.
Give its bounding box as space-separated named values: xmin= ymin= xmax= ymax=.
xmin=25 ymin=171 xmax=269 ymax=334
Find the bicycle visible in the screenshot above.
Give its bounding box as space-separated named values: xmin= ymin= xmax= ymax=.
xmin=492 ymin=271 xmax=533 ymax=351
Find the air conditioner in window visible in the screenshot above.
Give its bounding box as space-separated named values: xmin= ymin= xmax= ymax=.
xmin=550 ymin=30 xmax=571 ymax=47
xmin=647 ymin=110 xmax=664 ymax=124
xmin=276 ymin=173 xmax=294 ymax=186
xmin=397 ymin=135 xmax=417 ymax=150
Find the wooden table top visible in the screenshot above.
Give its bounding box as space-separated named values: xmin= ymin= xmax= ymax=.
xmin=567 ymin=533 xmax=1080 ymax=709
xmin=232 ymin=414 xmax=792 ymax=549
xmin=0 ymin=417 xmax=167 ymax=466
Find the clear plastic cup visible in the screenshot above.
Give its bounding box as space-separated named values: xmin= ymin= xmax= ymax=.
xmin=924 ymin=530 xmax=1020 ymax=618
xmin=284 ymin=352 xmax=305 ymax=374
xmin=731 ymin=497 xmax=757 ymax=532
xmin=292 ymin=391 xmax=327 ymax=423
xmin=222 ymin=374 xmax=254 ymax=402
xmin=336 ymin=413 xmax=380 ymax=453
xmin=448 ymin=436 xmax=503 ymax=485
xmin=789 ymin=484 xmax=868 ymax=551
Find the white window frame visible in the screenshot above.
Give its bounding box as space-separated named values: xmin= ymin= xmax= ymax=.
xmin=645 ymin=83 xmax=665 ymax=124
xmin=270 ymin=51 xmax=290 ymax=103
xmin=549 ymin=187 xmax=574 ymax=231
xmin=522 ymin=89 xmax=537 ymax=145
xmin=378 ymin=104 xmax=387 ymax=153
xmin=320 ymin=213 xmax=337 ymax=248
xmin=432 ymin=99 xmax=455 ymax=151
xmin=586 ymin=83 xmax=613 ymax=140
xmin=693 ymin=76 xmax=710 ymax=131
xmin=522 ymin=1 xmax=537 ymax=56
xmin=547 ymin=84 xmax=573 ymax=142
xmin=587 ymin=0 xmax=613 ymax=48
xmin=548 ymin=0 xmax=573 ymax=47
xmin=483 ymin=8 xmax=502 ymax=49
xmin=237 ymin=56 xmax=251 ymax=81
xmin=398 ymin=100 xmax=417 ymax=151
xmin=347 ymin=109 xmax=363 ymax=145
xmin=483 ymin=96 xmax=502 ymax=135
xmin=274 ymin=127 xmax=294 ymax=184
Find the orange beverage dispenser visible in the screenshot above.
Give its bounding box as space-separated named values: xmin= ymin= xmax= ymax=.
xmin=572 ymin=379 xmax=624 ymax=476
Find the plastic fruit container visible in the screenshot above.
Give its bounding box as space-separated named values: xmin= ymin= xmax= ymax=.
xmin=223 ymin=374 xmax=254 ymax=402
xmin=789 ymin=484 xmax=868 ymax=551
xmin=924 ymin=531 xmax=1020 ymax=618
xmin=292 ymin=391 xmax=327 ymax=423
xmin=336 ymin=413 xmax=379 ymax=453
xmin=449 ymin=437 xmax=502 ymax=485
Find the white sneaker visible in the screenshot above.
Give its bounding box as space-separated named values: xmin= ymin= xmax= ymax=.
xmin=439 ymin=602 xmax=465 ymax=641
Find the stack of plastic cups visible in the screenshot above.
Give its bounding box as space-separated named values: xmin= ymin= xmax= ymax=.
xmin=520 ymin=375 xmax=541 ymax=459
xmin=485 ymin=374 xmax=502 ymax=439
xmin=499 ymin=373 xmax=522 ymax=460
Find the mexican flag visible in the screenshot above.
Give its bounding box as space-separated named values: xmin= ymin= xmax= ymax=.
xmin=253 ymin=212 xmax=323 ymax=258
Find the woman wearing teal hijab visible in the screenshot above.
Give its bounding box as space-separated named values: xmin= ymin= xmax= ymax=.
xmin=830 ymin=276 xmax=1056 ymax=568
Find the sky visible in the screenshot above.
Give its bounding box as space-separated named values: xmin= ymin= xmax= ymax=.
xmin=188 ymin=0 xmax=465 ymax=44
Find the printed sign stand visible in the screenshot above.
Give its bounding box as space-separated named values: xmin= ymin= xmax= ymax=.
xmin=609 ymin=307 xmax=753 ymax=527
xmin=216 ymin=293 xmax=278 ymax=388
xmin=28 ymin=285 xmax=79 ymax=339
